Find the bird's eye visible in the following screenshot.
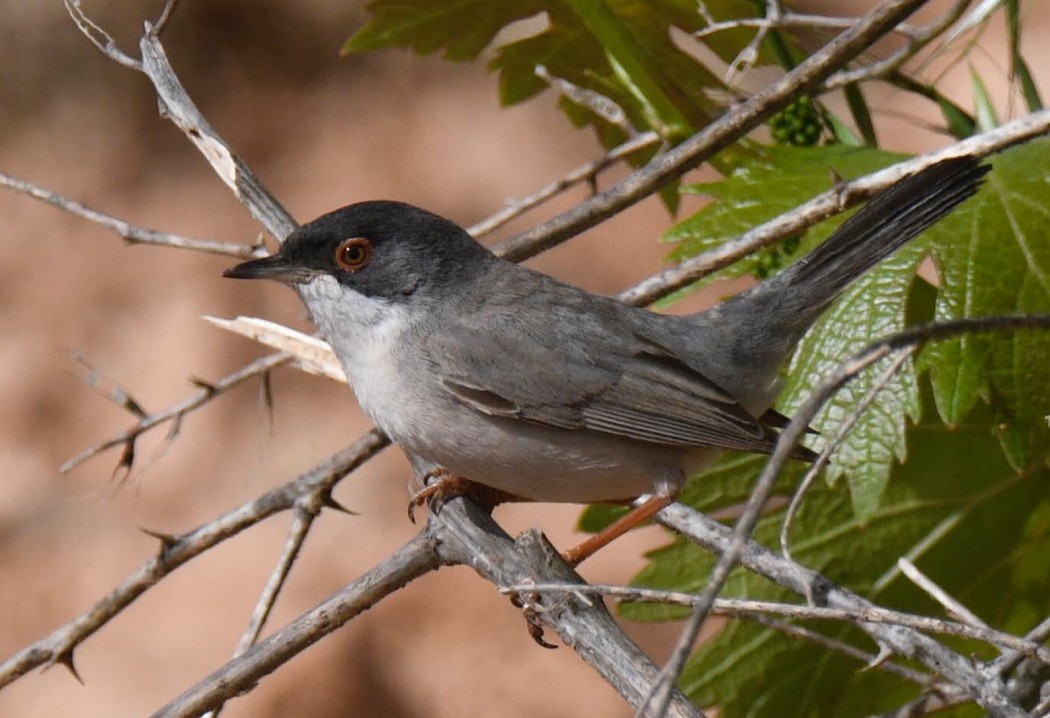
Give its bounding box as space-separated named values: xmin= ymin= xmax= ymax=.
xmin=334 ymin=237 xmax=372 ymax=272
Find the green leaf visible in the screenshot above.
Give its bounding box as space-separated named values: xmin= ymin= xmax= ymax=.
xmin=665 ymin=145 xmax=906 ymax=268
xmin=622 ymin=390 xmax=1050 ymax=718
xmin=1012 ymin=56 xmax=1043 ymax=113
xmin=920 ymin=141 xmax=1050 ymax=467
xmin=843 ymin=84 xmax=876 ymax=146
xmin=970 ymin=65 xmax=1001 ymax=131
xmin=1005 ymin=0 xmax=1043 ymax=111
xmin=885 ymin=71 xmax=976 ymax=139
xmin=564 ymin=0 xmax=692 ymax=139
xmin=343 ymin=0 xmax=541 ymax=61
xmin=937 ymin=93 xmax=978 ymax=139
xmin=779 ymin=245 xmax=925 ymax=517
xmin=344 ymin=0 xmax=790 ymax=194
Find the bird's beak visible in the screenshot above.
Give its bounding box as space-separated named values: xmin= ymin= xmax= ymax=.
xmin=223 ymin=254 xmax=315 ymax=284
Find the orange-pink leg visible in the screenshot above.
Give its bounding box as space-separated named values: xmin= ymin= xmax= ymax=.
xmin=562 ymin=493 xmax=676 ymax=566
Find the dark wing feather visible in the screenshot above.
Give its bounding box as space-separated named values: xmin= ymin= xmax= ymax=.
xmin=423 ymin=267 xmax=792 ymax=456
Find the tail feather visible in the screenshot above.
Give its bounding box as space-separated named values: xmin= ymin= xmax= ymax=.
xmin=766 ymin=155 xmax=989 ymax=318
xmin=687 ymin=155 xmax=989 ymax=412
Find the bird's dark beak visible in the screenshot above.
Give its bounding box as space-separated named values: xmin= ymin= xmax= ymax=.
xmin=223 ymin=254 xmax=315 ymax=284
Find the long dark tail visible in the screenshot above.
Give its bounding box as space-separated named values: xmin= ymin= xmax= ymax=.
xmin=761 ymin=155 xmax=989 ymax=319
xmin=689 ymin=155 xmax=989 ymax=411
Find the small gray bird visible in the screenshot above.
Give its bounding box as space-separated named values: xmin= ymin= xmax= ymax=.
xmin=225 ymin=156 xmax=987 ymax=563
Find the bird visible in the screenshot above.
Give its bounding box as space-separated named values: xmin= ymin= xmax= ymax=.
xmin=224 ymin=156 xmax=988 ymax=565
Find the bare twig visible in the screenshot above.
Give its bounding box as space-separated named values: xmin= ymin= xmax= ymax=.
xmin=0 ymin=171 xmax=263 ymax=258
xmin=723 ymin=0 xmax=783 ymax=83
xmin=71 ymin=351 xmax=149 ymax=419
xmin=995 ymin=616 xmax=1050 ymax=678
xmin=695 ymin=11 xmax=922 ymax=41
xmin=657 ymin=502 xmax=1029 ymax=717
xmin=534 ymin=64 xmax=637 ymax=136
xmin=152 ymin=0 xmax=181 ymax=36
xmin=150 ymin=530 xmax=440 ymax=718
xmin=137 ymin=34 xmax=297 ymax=240
xmin=150 ymin=500 xmax=704 ymax=718
xmin=824 ymin=0 xmax=972 ymax=90
xmin=0 ymin=435 xmax=386 ymax=688
xmin=201 ymin=491 xmax=332 ymax=718
xmin=468 ymin=132 xmax=662 ymax=240
xmin=897 ymin=557 xmax=990 ymax=629
xmin=867 ymin=687 xmax=971 ymax=718
xmin=433 ymin=504 xmax=705 ymax=718
xmin=747 ymin=614 xmax=932 ymax=686
xmin=60 ymin=351 xmax=293 ymax=474
xmin=64 ymin=0 xmax=140 ymax=70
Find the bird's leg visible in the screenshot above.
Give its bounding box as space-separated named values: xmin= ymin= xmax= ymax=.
xmin=407 ymin=467 xmax=525 ymax=523
xmin=562 ymin=493 xmax=676 ymax=567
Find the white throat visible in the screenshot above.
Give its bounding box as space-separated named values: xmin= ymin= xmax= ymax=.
xmin=298 ymin=275 xmax=413 ymax=424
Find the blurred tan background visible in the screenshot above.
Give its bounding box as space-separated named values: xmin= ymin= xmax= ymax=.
xmin=1 ymin=1 xmax=1045 ymax=717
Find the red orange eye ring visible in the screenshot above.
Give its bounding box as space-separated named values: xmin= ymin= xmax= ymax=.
xmin=334 ymin=237 xmax=373 ymax=272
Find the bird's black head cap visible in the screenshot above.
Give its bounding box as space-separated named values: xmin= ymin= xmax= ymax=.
xmin=224 ymin=200 xmax=495 ymax=301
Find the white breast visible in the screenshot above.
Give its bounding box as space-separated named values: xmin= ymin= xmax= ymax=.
xmin=298 ymin=276 xmax=415 ymax=433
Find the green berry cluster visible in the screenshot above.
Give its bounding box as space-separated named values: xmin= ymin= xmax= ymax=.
xmin=753 ymin=235 xmax=802 ymax=279
xmin=770 ymin=96 xmax=822 ymax=146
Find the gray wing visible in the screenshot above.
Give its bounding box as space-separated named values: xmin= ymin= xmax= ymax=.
xmin=419 ymin=268 xmax=786 ymax=455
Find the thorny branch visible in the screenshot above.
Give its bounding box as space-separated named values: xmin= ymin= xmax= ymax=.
xmin=5 ymin=1 xmax=1050 ymax=717
xmin=498 ymin=584 xmax=1050 ymax=663
xmin=0 ymin=435 xmax=387 ymax=688
xmin=59 ymin=350 xmax=293 ymax=474
xmin=200 ymin=490 xmax=335 ymax=718
xmin=153 ymin=507 xmax=705 ymax=718
xmin=694 ymin=0 xmax=972 ymax=91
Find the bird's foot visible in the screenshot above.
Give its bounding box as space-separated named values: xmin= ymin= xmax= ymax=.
xmin=509 ymin=591 xmax=558 ymax=649
xmin=407 ymin=468 xmax=523 ymax=523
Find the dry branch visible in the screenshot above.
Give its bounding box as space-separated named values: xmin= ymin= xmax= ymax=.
xmin=3 ymin=2 xmax=1045 ymax=718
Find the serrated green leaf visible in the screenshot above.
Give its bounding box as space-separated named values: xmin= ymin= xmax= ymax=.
xmin=665 ymin=145 xmax=906 ymax=266
xmin=920 ymin=141 xmax=1050 ymax=466
xmin=344 ymin=0 xmax=793 ymax=196
xmin=622 ymin=389 xmax=1050 ymax=718
xmin=1013 ymin=56 xmax=1043 ymax=113
xmin=566 ymin=0 xmax=692 ymax=138
xmin=779 ymin=244 xmax=926 ymax=518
